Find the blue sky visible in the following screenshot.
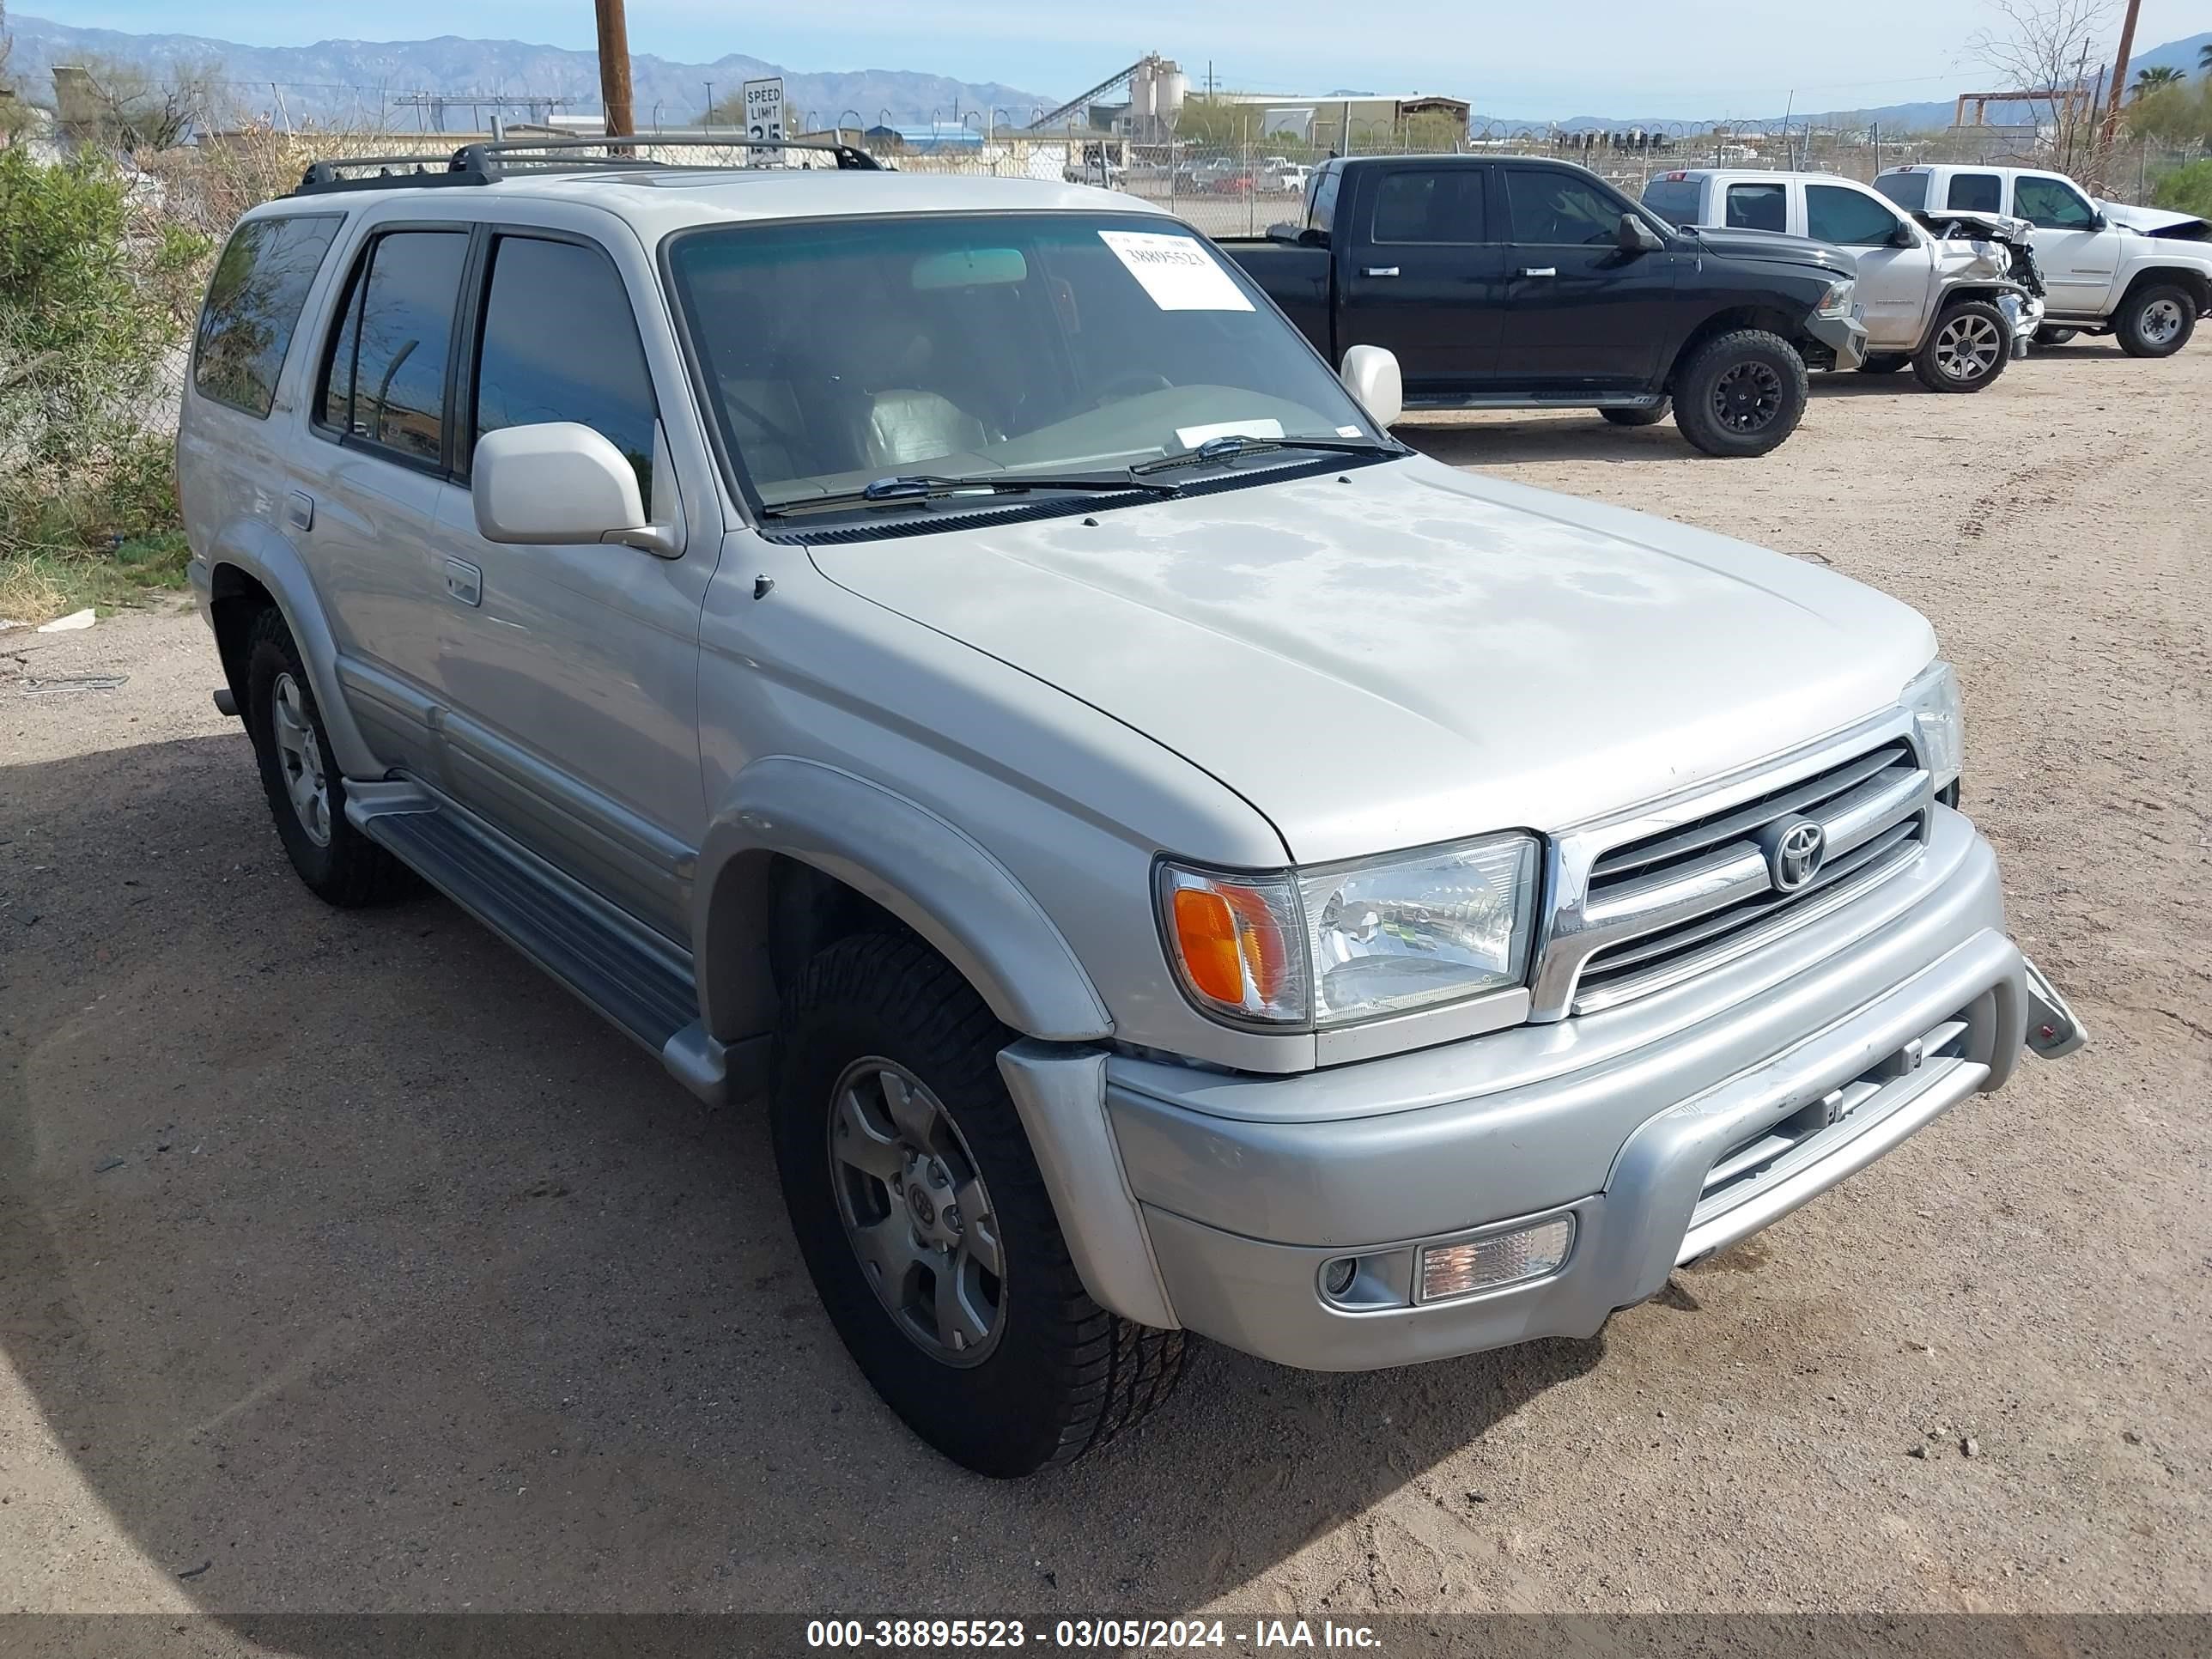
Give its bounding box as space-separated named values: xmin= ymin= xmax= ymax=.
xmin=33 ymin=0 xmax=2212 ymax=117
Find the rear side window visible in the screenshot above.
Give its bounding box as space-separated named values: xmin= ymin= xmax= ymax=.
xmin=1370 ymin=168 xmax=1487 ymax=243
xmin=319 ymin=229 xmax=469 ymax=466
xmin=1806 ymin=185 xmax=1901 ymax=247
xmin=1640 ymin=177 xmax=1702 ymax=226
xmin=472 ymin=235 xmax=658 ymax=512
xmin=1946 ymin=173 xmax=2002 ymax=213
xmin=1307 ymin=166 xmax=1340 ymax=236
xmin=192 ymin=215 xmax=342 ymax=417
xmin=1724 ymin=182 xmax=1787 ymax=233
xmin=1504 ymin=169 xmax=1626 ymax=245
xmin=1875 ymin=171 xmax=1929 ymax=210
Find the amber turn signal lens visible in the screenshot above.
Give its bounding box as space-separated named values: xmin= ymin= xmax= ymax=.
xmin=1171 ymin=887 xmax=1245 ymax=1006
xmin=1163 ymin=872 xmax=1299 ymax=1018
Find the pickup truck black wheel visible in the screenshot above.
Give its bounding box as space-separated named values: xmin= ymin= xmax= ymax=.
xmin=771 ymin=933 xmax=1187 ymax=1477
xmin=2113 ymin=284 xmax=2196 ymax=358
xmin=2034 ymin=325 xmax=2079 ymax=346
xmin=1912 ymin=301 xmax=2011 ymax=392
xmin=243 ymin=607 xmax=411 ymax=907
xmin=1856 ymin=353 xmax=1911 ymax=374
xmin=1672 ymin=330 xmax=1808 ymax=457
xmin=1600 ymin=399 xmax=1669 ymax=427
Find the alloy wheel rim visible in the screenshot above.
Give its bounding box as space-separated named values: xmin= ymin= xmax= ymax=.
xmin=1936 ymin=314 xmax=2002 ymax=380
xmin=1711 ymin=361 xmax=1784 ymax=433
xmin=2142 ymin=298 xmax=2184 ymax=344
xmin=270 ymin=672 xmax=331 ymax=846
xmin=828 ymin=1057 xmax=1006 ymax=1367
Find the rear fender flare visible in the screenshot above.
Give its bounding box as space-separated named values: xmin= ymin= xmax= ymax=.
xmin=206 ymin=520 xmax=379 ymax=778
xmin=693 ymin=757 xmax=1115 ymax=1045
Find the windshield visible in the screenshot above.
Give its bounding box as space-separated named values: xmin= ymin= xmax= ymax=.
xmin=665 ymin=212 xmax=1384 ymax=512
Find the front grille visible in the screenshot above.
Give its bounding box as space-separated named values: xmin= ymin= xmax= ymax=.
xmin=1571 ymin=740 xmax=1929 ymax=1012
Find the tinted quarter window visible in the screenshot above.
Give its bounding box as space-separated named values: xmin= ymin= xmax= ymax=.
xmin=1370 ymin=168 xmax=1486 ymax=243
xmin=1308 ymin=167 xmax=1340 ymax=236
xmin=1640 ymin=177 xmax=1702 ymax=226
xmin=192 ymin=215 xmax=341 ymax=417
xmin=1946 ymin=173 xmax=2002 ymax=213
xmin=320 ymin=229 xmax=467 ymax=465
xmin=1875 ymin=171 xmax=1929 ymax=210
xmin=2014 ymin=175 xmax=2095 ymax=228
xmin=1806 ymin=185 xmax=1901 ymax=247
xmin=1724 ymin=182 xmax=1787 ymax=232
xmin=473 ymin=236 xmax=657 ymax=511
xmin=1505 ymin=170 xmax=1626 ymax=245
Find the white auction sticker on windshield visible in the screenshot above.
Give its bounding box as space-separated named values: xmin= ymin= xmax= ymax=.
xmin=1097 ymin=230 xmax=1255 ymax=311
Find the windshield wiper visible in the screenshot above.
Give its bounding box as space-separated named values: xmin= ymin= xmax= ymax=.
xmin=760 ymin=471 xmax=1183 ymax=518
xmin=1130 ymin=433 xmax=1402 ymax=476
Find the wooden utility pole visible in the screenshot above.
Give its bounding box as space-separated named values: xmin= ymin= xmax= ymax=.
xmin=2100 ymin=0 xmax=2143 ymax=151
xmin=594 ymin=0 xmax=635 ymax=137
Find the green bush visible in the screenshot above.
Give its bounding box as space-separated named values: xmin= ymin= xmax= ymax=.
xmin=0 ymin=148 xmax=210 ymax=555
xmin=2149 ymin=157 xmax=2212 ymax=220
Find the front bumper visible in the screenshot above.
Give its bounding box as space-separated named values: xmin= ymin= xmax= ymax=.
xmin=1998 ymin=292 xmax=2044 ymax=357
xmin=1022 ymin=813 xmax=2067 ymax=1371
xmin=1808 ymin=310 xmax=1869 ymax=371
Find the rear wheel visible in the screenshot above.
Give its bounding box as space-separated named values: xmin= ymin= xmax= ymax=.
xmin=1856 ymin=352 xmax=1911 ymax=374
xmin=771 ymin=933 xmax=1187 ymax=1477
xmin=1600 ymin=399 xmax=1670 ymax=427
xmin=243 ymin=608 xmax=410 ymax=907
xmin=2033 ymin=325 xmax=2079 ymax=347
xmin=2113 ymin=284 xmax=2196 ymax=358
xmin=1912 ymin=301 xmax=2011 ymax=392
xmin=1671 ymin=330 xmax=1808 ymax=458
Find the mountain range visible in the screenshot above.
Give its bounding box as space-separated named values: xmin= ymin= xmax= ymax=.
xmin=4 ymin=15 xmax=2207 ymax=138
xmin=2 ymin=14 xmax=1058 ymax=131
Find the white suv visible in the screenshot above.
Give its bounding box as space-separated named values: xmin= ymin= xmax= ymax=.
xmin=1874 ymin=164 xmax=2211 ymax=356
xmin=178 ymin=137 xmax=2083 ymax=1476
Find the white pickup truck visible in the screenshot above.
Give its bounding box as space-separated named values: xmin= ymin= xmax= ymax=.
xmin=1641 ymin=168 xmax=2040 ymax=392
xmin=1874 ymin=164 xmax=2212 ymax=356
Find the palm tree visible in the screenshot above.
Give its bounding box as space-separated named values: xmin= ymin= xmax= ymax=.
xmin=2133 ymin=64 xmax=2185 ymax=99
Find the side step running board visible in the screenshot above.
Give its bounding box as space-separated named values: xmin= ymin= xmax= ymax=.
xmin=347 ymin=781 xmax=741 ymax=1104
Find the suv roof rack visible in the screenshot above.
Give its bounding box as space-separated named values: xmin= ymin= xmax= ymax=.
xmin=292 ymin=133 xmax=884 ymax=196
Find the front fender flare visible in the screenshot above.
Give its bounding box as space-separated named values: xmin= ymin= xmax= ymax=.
xmin=693 ymin=757 xmax=1115 ymax=1045
xmin=206 ymin=519 xmax=380 ymax=779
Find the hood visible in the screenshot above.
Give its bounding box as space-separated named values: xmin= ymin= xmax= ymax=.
xmin=2098 ymin=199 xmax=2211 ymax=240
xmin=1680 ymin=225 xmax=1854 ymax=276
xmin=807 ymin=458 xmax=1935 ymax=865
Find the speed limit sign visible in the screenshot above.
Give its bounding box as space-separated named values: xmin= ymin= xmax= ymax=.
xmin=743 ymin=76 xmax=785 ymax=166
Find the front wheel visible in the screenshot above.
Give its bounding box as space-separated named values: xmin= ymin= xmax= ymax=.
xmin=1912 ymin=301 xmax=2012 ymax=392
xmin=2113 ymin=284 xmax=2197 ymax=358
xmin=1600 ymin=399 xmax=1670 ymax=427
xmin=1671 ymin=330 xmax=1808 ymax=457
xmin=771 ymin=933 xmax=1187 ymax=1477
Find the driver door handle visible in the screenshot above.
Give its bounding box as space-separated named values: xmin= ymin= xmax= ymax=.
xmin=1361 ymin=265 xmax=1401 ymax=277
xmin=1520 ymin=266 xmax=1558 ymax=277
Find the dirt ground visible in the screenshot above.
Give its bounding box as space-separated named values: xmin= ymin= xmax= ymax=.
xmin=3 ymin=341 xmax=2207 ymax=1633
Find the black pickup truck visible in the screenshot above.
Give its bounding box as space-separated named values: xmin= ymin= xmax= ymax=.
xmin=1220 ymin=155 xmax=1869 ymax=456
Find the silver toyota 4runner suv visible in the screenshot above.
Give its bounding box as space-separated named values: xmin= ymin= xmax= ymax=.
xmin=179 ymin=138 xmax=2083 ymax=1478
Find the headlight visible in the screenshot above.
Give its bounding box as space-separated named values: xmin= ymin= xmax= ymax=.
xmin=1814 ymin=277 xmax=1855 ymax=319
xmin=1158 ymin=832 xmax=1540 ymax=1030
xmin=1901 ymin=659 xmax=1963 ymax=793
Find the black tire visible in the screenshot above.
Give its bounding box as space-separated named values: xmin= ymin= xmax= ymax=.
xmin=1912 ymin=300 xmax=2012 ymax=392
xmin=243 ymin=607 xmax=411 ymax=907
xmin=2113 ymin=283 xmax=2197 ymax=358
xmin=2034 ymin=325 xmax=2079 ymax=347
xmin=771 ymin=933 xmax=1187 ymax=1477
xmin=1600 ymin=399 xmax=1670 ymax=427
xmin=1856 ymin=352 xmax=1911 ymax=374
xmin=1671 ymin=330 xmax=1808 ymax=458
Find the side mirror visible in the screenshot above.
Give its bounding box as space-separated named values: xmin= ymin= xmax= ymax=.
xmin=1265 ymin=220 xmax=1304 ymax=245
xmin=1889 ymin=222 xmax=1918 ymax=248
xmin=1617 ymin=213 xmax=1664 ymax=253
xmin=1339 ymin=343 xmax=1402 ymax=428
xmin=2090 ymin=210 xmax=2108 ymax=231
xmin=472 ymin=422 xmax=678 ymax=556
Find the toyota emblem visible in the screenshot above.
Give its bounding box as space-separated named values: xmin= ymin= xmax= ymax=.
xmin=1763 ymin=817 xmax=1826 ymax=892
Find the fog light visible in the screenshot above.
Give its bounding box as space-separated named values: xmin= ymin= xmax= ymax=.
xmin=1322 ymin=1256 xmax=1358 ymax=1297
xmin=1419 ymin=1216 xmax=1575 ymax=1303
